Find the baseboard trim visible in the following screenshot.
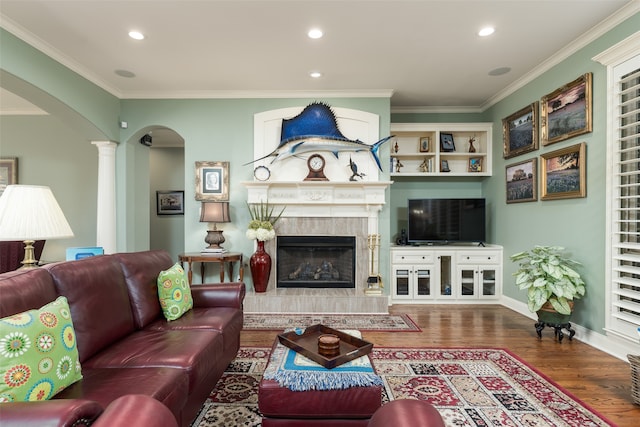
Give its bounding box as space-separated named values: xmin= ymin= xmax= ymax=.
xmin=500 ymin=296 xmax=636 ymax=362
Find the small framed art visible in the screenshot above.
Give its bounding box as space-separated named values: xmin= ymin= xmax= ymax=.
xmin=440 ymin=133 xmax=455 ymax=152
xmin=506 ymin=158 xmax=537 ymax=204
xmin=0 ymin=157 xmax=18 ymax=196
xmin=440 ymin=159 xmax=450 ymax=172
xmin=541 ymin=142 xmax=586 ymax=200
xmin=195 ymin=161 xmax=229 ymax=201
xmin=468 ymin=157 xmax=483 ymax=173
xmin=419 ymin=137 xmax=430 ymax=152
xmin=503 ymin=102 xmax=538 ymax=158
xmin=541 ymin=73 xmax=592 ymax=146
xmin=157 ymin=190 xmax=185 ymax=215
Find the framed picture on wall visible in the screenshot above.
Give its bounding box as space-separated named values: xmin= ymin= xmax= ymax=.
xmin=419 ymin=137 xmax=430 ymax=152
xmin=541 ymin=73 xmax=592 ymax=146
xmin=195 ymin=161 xmax=229 ymax=201
xmin=506 ymin=158 xmax=537 ymax=204
xmin=157 ymin=190 xmax=185 ymax=215
xmin=468 ymin=157 xmax=483 ymax=173
xmin=503 ymin=102 xmax=538 ymax=158
xmin=0 ymin=157 xmax=18 ymax=197
xmin=541 ymin=142 xmax=586 ymax=200
xmin=440 ymin=133 xmax=455 ymax=152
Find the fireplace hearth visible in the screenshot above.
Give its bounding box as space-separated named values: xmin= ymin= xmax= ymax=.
xmin=277 ymin=236 xmax=355 ymax=289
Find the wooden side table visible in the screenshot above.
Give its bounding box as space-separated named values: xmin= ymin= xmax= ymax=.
xmin=178 ymin=252 xmax=243 ymax=285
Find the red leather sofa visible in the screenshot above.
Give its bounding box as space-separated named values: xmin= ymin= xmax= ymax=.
xmin=368 ymin=399 xmax=445 ymax=427
xmin=0 ymin=250 xmax=245 ymax=427
xmin=2 ymin=393 xmax=179 ymax=427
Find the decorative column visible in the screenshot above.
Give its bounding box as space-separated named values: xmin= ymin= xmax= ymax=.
xmin=92 ymin=141 xmax=117 ymax=254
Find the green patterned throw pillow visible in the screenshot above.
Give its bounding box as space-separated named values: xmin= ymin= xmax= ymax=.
xmin=0 ymin=296 xmax=82 ymax=402
xmin=157 ymin=263 xmax=193 ymax=321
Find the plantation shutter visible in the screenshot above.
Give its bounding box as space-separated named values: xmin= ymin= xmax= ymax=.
xmin=611 ymin=60 xmax=640 ymax=339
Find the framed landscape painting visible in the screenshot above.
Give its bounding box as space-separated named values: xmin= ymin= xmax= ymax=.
xmin=503 ymin=102 xmax=538 ymax=158
xmin=541 ymin=73 xmax=592 ymax=146
xmin=506 ymin=158 xmax=537 ymax=203
xmin=541 ymin=142 xmax=586 ymax=200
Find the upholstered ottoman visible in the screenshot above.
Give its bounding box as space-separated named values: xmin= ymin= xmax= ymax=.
xmin=258 ymin=337 xmax=382 ymax=426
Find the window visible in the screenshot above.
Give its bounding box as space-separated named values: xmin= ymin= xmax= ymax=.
xmin=611 ymin=63 xmax=640 ymax=339
xmin=596 ymin=35 xmax=640 ymax=342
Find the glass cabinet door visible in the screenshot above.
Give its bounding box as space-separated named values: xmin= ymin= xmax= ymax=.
xmin=438 ymin=255 xmax=453 ymax=297
xmin=480 ymin=268 xmax=497 ymax=297
xmin=460 ymin=268 xmax=476 ymax=297
xmin=393 ymin=268 xmax=410 ymax=298
xmin=415 ymin=268 xmax=432 ymax=296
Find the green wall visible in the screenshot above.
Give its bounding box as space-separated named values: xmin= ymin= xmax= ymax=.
xmin=0 ymin=115 xmax=99 ymax=260
xmin=2 ymin=13 xmax=639 ymax=337
xmin=119 ymin=97 xmax=391 ymax=285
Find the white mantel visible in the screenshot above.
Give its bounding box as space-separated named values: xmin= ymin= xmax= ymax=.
xmin=242 ymin=180 xmax=392 ymax=235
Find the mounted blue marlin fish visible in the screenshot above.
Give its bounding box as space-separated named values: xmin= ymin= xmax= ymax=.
xmin=245 ymin=102 xmax=393 ymax=171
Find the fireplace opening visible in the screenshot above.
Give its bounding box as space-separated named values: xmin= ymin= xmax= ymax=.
xmin=277 ymin=236 xmax=356 ymax=288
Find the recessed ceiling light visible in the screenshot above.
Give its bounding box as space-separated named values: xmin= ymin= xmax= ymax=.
xmin=308 ymin=28 xmax=323 ymax=39
xmin=488 ymin=67 xmax=511 ymax=76
xmin=310 ymin=71 xmax=322 ymax=78
xmin=478 ymin=27 xmax=495 ymax=37
xmin=128 ymin=31 xmax=145 ymax=40
xmin=115 ymin=69 xmax=136 ymax=78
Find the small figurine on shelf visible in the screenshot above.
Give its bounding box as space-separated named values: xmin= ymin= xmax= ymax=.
xmin=348 ymin=156 xmax=365 ymax=181
xmin=419 ymin=158 xmax=429 ymax=172
xmin=394 ymin=141 xmax=399 ymax=153
xmin=395 ymin=158 xmax=404 ymax=173
xmin=468 ymin=135 xmax=477 ymax=153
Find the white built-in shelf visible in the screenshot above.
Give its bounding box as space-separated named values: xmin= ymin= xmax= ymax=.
xmin=390 ymin=123 xmax=493 ymax=177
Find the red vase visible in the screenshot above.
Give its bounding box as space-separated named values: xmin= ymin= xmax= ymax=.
xmin=250 ymin=240 xmax=271 ymax=293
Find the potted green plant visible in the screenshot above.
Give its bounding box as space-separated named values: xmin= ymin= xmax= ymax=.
xmin=510 ymin=245 xmax=586 ymax=323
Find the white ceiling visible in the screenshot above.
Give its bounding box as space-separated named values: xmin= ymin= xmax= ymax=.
xmin=1 ymin=0 xmax=637 ymax=116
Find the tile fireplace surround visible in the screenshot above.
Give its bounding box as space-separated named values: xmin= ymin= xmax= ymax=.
xmin=242 ymin=181 xmax=391 ymax=313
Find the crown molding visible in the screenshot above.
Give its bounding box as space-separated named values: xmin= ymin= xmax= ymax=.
xmin=390 ymin=105 xmax=483 ymax=115
xmin=398 ymin=2 xmax=640 ymax=115
xmin=2 ymin=2 xmax=638 ymax=111
xmin=0 ymin=15 xmax=124 ymax=98
xmin=479 ymin=1 xmax=640 ymax=111
xmin=120 ymin=89 xmax=394 ymax=100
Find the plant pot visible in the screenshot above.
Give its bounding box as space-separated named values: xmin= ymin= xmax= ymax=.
xmin=250 ymin=240 xmax=271 ymax=293
xmin=536 ymin=301 xmax=574 ymax=324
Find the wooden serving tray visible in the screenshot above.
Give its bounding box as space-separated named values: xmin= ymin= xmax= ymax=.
xmin=277 ymin=324 xmax=373 ymax=369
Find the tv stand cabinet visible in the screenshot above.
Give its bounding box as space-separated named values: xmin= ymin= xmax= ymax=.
xmin=390 ymin=244 xmax=502 ymax=304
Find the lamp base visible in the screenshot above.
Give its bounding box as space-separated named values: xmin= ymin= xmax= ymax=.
xmin=19 ymin=239 xmax=39 ymax=269
xmin=204 ymin=229 xmax=225 ymax=250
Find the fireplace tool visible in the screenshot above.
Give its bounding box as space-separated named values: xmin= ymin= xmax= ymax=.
xmin=365 ymin=234 xmax=383 ymax=295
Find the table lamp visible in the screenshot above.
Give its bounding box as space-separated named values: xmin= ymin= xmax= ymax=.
xmin=200 ymin=201 xmax=230 ymax=251
xmin=0 ymin=185 xmax=74 ymax=269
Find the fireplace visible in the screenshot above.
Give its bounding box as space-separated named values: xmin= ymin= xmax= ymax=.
xmin=277 ymin=236 xmax=356 ymax=289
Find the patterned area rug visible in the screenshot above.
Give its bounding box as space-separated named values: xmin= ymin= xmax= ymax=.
xmin=243 ymin=313 xmax=420 ymax=332
xmin=191 ymin=347 xmax=613 ymax=427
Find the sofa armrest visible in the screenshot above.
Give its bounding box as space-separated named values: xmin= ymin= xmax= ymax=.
xmin=191 ymin=282 xmax=246 ymax=309
xmin=91 ymin=394 xmax=178 ymax=427
xmin=0 ymin=399 xmax=103 ymax=427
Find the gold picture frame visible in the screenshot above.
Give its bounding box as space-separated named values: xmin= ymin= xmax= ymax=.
xmin=506 ymin=158 xmax=537 ymax=204
xmin=195 ymin=161 xmax=229 ymax=201
xmin=468 ymin=157 xmax=483 ymax=173
xmin=503 ymin=102 xmax=538 ymax=158
xmin=541 ymin=142 xmax=586 ymax=200
xmin=541 ymin=73 xmax=592 ymax=146
xmin=0 ymin=157 xmax=18 ymax=197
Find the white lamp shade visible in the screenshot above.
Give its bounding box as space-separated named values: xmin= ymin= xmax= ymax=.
xmin=0 ymin=185 xmax=74 ymax=241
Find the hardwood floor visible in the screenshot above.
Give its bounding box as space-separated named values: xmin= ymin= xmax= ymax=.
xmin=241 ymin=304 xmax=640 ymax=426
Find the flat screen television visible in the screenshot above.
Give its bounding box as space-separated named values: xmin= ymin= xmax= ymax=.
xmin=407 ymin=198 xmax=486 ymax=245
